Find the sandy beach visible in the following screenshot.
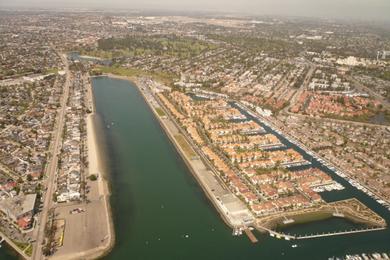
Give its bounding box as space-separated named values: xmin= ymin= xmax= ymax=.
xmin=80 ymin=80 xmax=115 ymax=259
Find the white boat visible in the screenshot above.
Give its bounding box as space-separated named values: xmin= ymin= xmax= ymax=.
xmin=283 ymin=219 xmax=295 ymax=224
xmin=291 ymin=244 xmax=298 ymax=248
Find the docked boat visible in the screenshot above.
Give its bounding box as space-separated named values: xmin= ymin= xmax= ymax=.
xmin=283 ymin=219 xmax=295 ymax=224
xmin=232 ymin=228 xmax=242 ymax=236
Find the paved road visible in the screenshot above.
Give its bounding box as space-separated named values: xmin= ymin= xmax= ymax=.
xmin=31 ymin=54 xmax=71 ymax=260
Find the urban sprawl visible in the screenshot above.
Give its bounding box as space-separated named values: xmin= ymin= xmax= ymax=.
xmin=0 ymin=10 xmax=390 ymax=260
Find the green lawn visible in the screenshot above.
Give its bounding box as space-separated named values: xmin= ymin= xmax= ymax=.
xmin=155 ymin=107 xmax=166 ymax=117
xmin=45 ymin=68 xmax=59 ymax=74
xmin=174 ymin=134 xmax=197 ymax=158
xmin=24 ymin=244 xmax=33 ymax=256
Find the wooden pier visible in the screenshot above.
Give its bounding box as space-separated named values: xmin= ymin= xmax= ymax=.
xmin=244 ymin=229 xmax=258 ymax=243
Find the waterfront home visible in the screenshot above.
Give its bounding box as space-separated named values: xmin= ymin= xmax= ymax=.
xmin=251 ymin=201 xmax=277 ymax=216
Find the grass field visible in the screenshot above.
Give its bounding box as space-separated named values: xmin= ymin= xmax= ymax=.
xmin=174 ymin=134 xmax=197 ymax=158
xmin=45 ymin=68 xmax=59 ymax=74
xmin=155 ymin=107 xmax=166 ymax=117
xmin=24 ymin=244 xmax=33 ymax=256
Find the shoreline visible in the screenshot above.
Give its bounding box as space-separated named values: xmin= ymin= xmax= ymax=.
xmin=67 ymin=77 xmax=115 ymax=260
xmin=259 ymin=203 xmax=386 ymax=231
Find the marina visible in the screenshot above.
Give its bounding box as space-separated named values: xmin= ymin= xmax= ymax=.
xmin=233 ymin=101 xmax=390 ymax=216
xmin=312 ymin=183 xmax=345 ymax=193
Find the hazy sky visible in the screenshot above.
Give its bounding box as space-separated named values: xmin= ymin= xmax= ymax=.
xmin=1 ymin=0 xmax=390 ymax=22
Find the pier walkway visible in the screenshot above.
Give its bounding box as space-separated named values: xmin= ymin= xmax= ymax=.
xmin=257 ymin=225 xmax=296 ymax=240
xmin=296 ymin=227 xmax=386 ymax=240
xmin=257 ymin=224 xmax=386 ymax=241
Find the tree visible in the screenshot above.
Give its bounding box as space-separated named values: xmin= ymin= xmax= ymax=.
xmin=88 ymin=174 xmax=98 ymax=181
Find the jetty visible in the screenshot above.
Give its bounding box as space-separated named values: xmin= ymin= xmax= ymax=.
xmin=244 ymin=229 xmax=258 ymax=243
